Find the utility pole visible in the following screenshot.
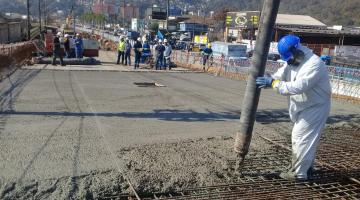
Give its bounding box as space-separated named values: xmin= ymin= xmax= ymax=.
xmin=166 ymin=0 xmax=169 ymax=31
xmin=27 ymin=0 xmax=31 ymax=40
xmin=43 ymin=0 xmax=47 ymax=26
xmin=234 ymin=0 xmax=280 ymax=165
xmin=122 ymin=0 xmax=125 ymax=28
xmin=38 ymin=0 xmax=42 ymax=39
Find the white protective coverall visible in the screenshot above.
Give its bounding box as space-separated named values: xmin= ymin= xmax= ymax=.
xmin=272 ymin=46 xmax=332 ymax=179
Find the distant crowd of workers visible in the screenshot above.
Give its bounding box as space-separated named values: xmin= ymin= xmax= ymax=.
xmin=116 ymin=36 xmax=174 ymax=70
xmin=116 ymin=36 xmax=214 ymax=71
xmin=52 ymin=32 xmax=84 ymax=66
xmin=51 ymin=31 xmax=214 ymax=71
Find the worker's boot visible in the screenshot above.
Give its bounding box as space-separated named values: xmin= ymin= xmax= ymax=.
xmin=279 ymin=171 xmax=307 ymax=182
xmin=307 ymin=166 xmax=314 ymax=180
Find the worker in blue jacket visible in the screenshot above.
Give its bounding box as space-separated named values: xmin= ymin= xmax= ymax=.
xmin=201 ymin=43 xmax=213 ymax=71
xmin=74 ymin=33 xmax=84 ymax=58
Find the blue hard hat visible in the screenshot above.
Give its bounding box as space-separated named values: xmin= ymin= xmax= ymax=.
xmin=278 ymin=35 xmax=300 ymax=61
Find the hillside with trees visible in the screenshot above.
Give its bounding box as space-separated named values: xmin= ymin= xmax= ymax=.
xmin=0 ymin=0 xmax=359 ymax=26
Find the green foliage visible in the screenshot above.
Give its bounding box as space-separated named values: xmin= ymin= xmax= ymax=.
xmin=149 ymin=22 xmax=159 ymax=32
xmin=80 ymin=12 xmax=106 ymax=26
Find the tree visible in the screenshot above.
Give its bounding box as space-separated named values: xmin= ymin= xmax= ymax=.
xmin=80 ymin=12 xmax=106 ymax=28
xmin=149 ymin=22 xmax=159 ymax=33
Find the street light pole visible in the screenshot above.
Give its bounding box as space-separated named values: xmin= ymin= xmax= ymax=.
xmin=27 ymin=0 xmax=31 ymax=40
xmin=39 ymin=0 xmax=42 ymax=39
xmin=122 ymin=0 xmax=125 ymax=28
xmin=166 ymin=0 xmax=169 ymax=31
xmin=234 ymin=0 xmax=280 ymax=165
xmin=43 ymin=0 xmax=47 ymax=26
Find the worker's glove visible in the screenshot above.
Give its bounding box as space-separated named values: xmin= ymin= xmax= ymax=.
xmin=256 ymin=76 xmax=274 ymax=88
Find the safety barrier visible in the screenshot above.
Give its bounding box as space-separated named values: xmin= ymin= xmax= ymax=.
xmin=171 ymin=50 xmax=360 ymax=101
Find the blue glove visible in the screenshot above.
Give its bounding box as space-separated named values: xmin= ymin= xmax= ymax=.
xmin=256 ymin=77 xmax=273 ymax=88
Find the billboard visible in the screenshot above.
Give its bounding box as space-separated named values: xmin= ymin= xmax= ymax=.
xmin=226 ymin=11 xmax=260 ymax=29
xmin=194 ymin=35 xmax=208 ymax=44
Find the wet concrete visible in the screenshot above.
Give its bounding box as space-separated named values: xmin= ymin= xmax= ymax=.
xmin=1 ymin=53 xmax=360 ymax=199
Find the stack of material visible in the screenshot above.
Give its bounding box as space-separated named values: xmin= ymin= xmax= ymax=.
xmin=36 ymin=57 xmax=101 ymax=65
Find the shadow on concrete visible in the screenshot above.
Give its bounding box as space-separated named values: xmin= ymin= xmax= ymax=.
xmin=256 ymin=109 xmax=360 ymax=125
xmin=0 ymin=109 xmax=240 ymax=122
xmin=2 ymin=108 xmax=358 ymax=124
xmin=2 ymin=108 xmax=359 ymax=124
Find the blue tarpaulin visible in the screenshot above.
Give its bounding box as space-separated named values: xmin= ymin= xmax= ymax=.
xmin=157 ymin=30 xmax=164 ymax=40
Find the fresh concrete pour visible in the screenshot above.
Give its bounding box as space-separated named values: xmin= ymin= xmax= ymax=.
xmin=1 ymin=68 xmax=360 ymax=199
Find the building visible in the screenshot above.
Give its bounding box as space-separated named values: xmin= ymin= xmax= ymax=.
xmin=178 ymin=16 xmax=209 ymax=36
xmin=226 ymin=12 xmax=326 ymax=40
xmin=169 ymin=6 xmax=182 ymax=17
xmin=0 ymin=13 xmax=26 ymax=44
xmin=120 ymin=4 xmax=140 ymax=19
xmin=92 ymin=0 xmax=117 ymax=15
xmin=225 ymin=12 xmax=360 ymax=55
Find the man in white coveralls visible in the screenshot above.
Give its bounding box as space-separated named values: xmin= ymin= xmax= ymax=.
xmin=255 ymin=35 xmax=331 ymax=181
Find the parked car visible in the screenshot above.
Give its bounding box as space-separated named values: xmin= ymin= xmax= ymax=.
xmin=180 ymin=34 xmax=191 ymax=41
xmin=175 ymin=41 xmax=187 ymax=50
xmin=127 ymin=31 xmax=140 ymax=40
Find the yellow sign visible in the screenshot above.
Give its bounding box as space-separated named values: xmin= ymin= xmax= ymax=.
xmin=250 ymin=15 xmax=259 ymax=25
xmin=194 ymin=35 xmax=200 ymax=43
xmin=226 ymin=16 xmax=232 ymax=25
xmin=194 ymin=35 xmax=208 ymax=44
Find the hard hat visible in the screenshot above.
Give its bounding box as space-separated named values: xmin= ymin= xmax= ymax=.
xmin=137 ymin=37 xmax=142 ymax=41
xmin=208 ymin=43 xmax=212 ymax=48
xmin=64 ymin=34 xmax=69 ymax=38
xmin=159 ymin=39 xmax=162 ymax=43
xmin=76 ymin=33 xmax=80 ymax=37
xmin=57 ymin=32 xmax=62 ymax=36
xmin=278 ymin=35 xmax=300 ymax=61
xmin=164 ymin=39 xmax=168 ymax=43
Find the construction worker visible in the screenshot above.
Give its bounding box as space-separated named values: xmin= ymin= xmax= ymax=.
xmin=201 ymin=43 xmax=213 ymax=71
xmin=141 ymin=40 xmax=151 ymax=64
xmin=117 ymin=36 xmax=126 ymax=64
xmin=52 ymin=32 xmax=65 ymax=66
xmin=163 ymin=39 xmax=172 ymax=70
xmin=74 ymin=33 xmax=83 ymax=58
xmin=142 ymin=40 xmax=151 ymax=54
xmin=133 ymin=37 xmax=142 ymax=69
xmin=255 ymin=35 xmax=331 ymax=181
xmin=124 ymin=38 xmax=132 ymax=66
xmin=155 ymin=40 xmax=165 ymax=70
xmin=64 ymin=34 xmax=71 ymax=58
